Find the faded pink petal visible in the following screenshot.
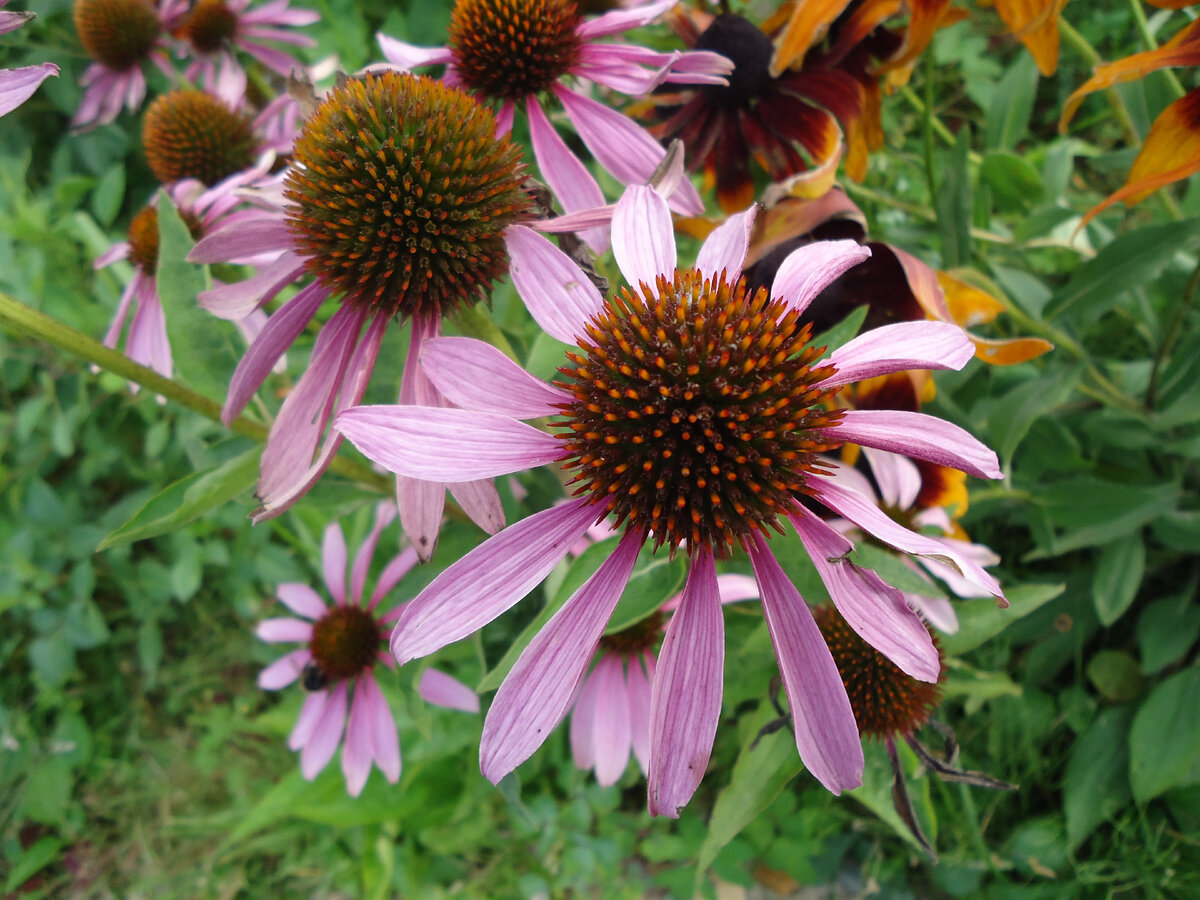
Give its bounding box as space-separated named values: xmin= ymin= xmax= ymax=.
xmin=647 ymin=550 xmax=724 ymax=818
xmin=300 ymin=681 xmax=348 ymax=779
xmin=862 ymin=448 xmax=922 ymax=513
xmin=695 ymin=204 xmax=757 ymax=284
xmin=591 ymin=653 xmax=633 ymax=786
xmin=259 ymin=648 xmax=310 ymax=690
xmin=419 ymin=667 xmax=480 ymax=713
xmin=506 ymin=224 xmax=604 ymax=344
xmin=772 ymin=241 xmax=871 ymax=316
xmin=627 ymin=652 xmax=653 ymax=774
xmin=187 ymin=215 xmax=294 ymax=263
xmin=351 ymin=503 xmax=398 ymax=606
xmin=277 ymin=582 xmax=327 ymax=619
xmin=448 ymin=479 xmax=506 ymax=535
xmin=397 ymin=474 xmax=445 ymax=564
xmin=322 ymin=521 xmax=348 ymax=606
xmin=818 ymin=321 xmax=975 ymax=389
xmin=612 ymin=184 xmax=676 ymax=290
xmin=421 ymin=336 xmax=569 ymax=418
xmin=370 ymin=545 xmax=420 ymax=609
xmin=526 ymin=95 xmax=609 ymax=253
xmin=343 ymin=680 xmax=374 ymax=796
xmin=288 ymin=690 xmax=327 ymax=751
xmin=364 ymin=674 xmax=401 ymax=783
xmin=829 ymin=409 xmax=1002 ymax=480
xmin=255 ymin=617 xmax=313 ymax=643
xmin=576 ymin=0 xmax=676 ymax=39
xmin=480 ymin=530 xmax=643 ymax=783
xmin=376 ymin=32 xmax=454 ymax=69
xmin=570 ymin=667 xmax=602 ymax=771
xmin=0 ymin=63 xmax=59 ymax=118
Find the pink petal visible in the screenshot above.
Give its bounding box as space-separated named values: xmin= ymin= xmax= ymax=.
xmin=300 ymin=681 xmax=348 ymax=780
xmin=611 ymin=185 xmax=676 ymax=291
xmin=351 ymin=502 xmax=398 ymax=606
xmin=419 ymin=667 xmax=480 ymax=713
xmin=647 ymin=550 xmax=724 ymax=818
xmin=790 ymin=507 xmax=940 ymax=683
xmin=376 ymin=32 xmax=454 ymax=69
xmin=370 ymin=545 xmax=420 ymax=609
xmin=716 ymin=573 xmax=761 ymax=605
xmin=627 ymin=652 xmax=653 ymax=774
xmin=0 ymin=63 xmax=59 ymax=118
xmin=258 ymin=648 xmax=310 ymax=690
xmin=255 ymin=617 xmax=313 ymax=643
xmin=695 ymin=204 xmax=757 ymax=285
xmin=342 ymin=680 xmax=374 ymax=796
xmin=322 ymin=521 xmax=347 ymax=606
xmin=288 ymin=690 xmax=327 ymax=751
xmin=829 ymin=409 xmax=1002 ymax=480
xmin=364 ymin=674 xmax=401 ymax=783
xmin=390 ymin=497 xmax=603 ymax=663
xmin=336 ymin=406 xmax=563 ymax=481
xmin=772 ymin=241 xmax=871 ymax=316
xmin=817 ymin=321 xmax=975 ymax=389
xmin=863 ymin=448 xmax=922 ymax=511
xmin=813 ymin=478 xmax=1006 ymax=602
xmin=505 ymin=224 xmax=604 ymax=344
xmin=421 ymin=336 xmax=568 ymax=419
xmin=277 ymin=582 xmax=327 ymax=619
xmin=448 ymin=479 xmax=506 ymax=535
xmin=187 ymin=215 xmax=293 ymax=263
xmin=570 ymin=667 xmax=602 ymax=771
xmin=746 ymin=534 xmax=863 ymax=793
xmin=198 ymin=253 xmax=304 ymax=321
xmin=904 ymin=589 xmax=959 ymax=634
xmin=495 ymin=99 xmax=515 ymax=136
xmin=480 ymin=530 xmax=643 ymax=783
xmin=576 ymin=0 xmax=676 ymax=39
xmin=590 ymin=653 xmax=633 ymax=786
xmin=526 ymin=95 xmax=609 ymax=253
xmin=222 ymin=280 xmax=327 ymax=424
xmin=397 ymin=474 xmax=445 ymax=563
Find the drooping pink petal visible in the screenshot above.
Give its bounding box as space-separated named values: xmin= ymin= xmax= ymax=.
xmin=258 ymin=648 xmax=310 ymax=690
xmin=126 ymin=286 xmax=171 ymax=380
xmin=376 ymin=32 xmax=454 ymax=69
xmin=322 ymin=521 xmax=348 ymax=606
xmin=300 ymin=681 xmax=348 ymax=780
xmin=495 ymin=99 xmax=515 ymax=136
xmin=342 ymin=681 xmax=374 ymax=796
xmin=790 ymin=507 xmax=940 ymax=683
xmin=862 ymin=447 xmax=922 ymax=511
xmin=772 ymin=240 xmax=871 ymax=316
xmin=647 ymin=550 xmax=724 ymax=818
xmin=419 ymin=667 xmax=480 ymax=713
xmin=277 ymin=582 xmax=327 ymax=620
xmin=505 ymin=224 xmax=604 ymax=344
xmin=364 ymin=673 xmax=401 ymax=783
xmin=336 ymin=406 xmax=563 ymax=481
xmin=611 ymin=185 xmax=676 ymax=290
xmin=919 ymin=535 xmax=1002 ymax=600
xmin=828 ymin=409 xmax=1002 ymax=480
xmin=576 ymin=0 xmax=676 ymax=39
xmin=817 ymin=321 xmax=975 ymax=389
xmin=903 ymin=589 xmax=959 ymax=634
xmin=391 ymin=497 xmax=604 ymax=663
xmin=695 ymin=204 xmax=757 ymax=285
xmin=526 ymin=95 xmax=609 ymax=253
xmin=480 ymin=530 xmax=643 ymax=783
xmin=627 ymin=652 xmax=653 ymax=774
xmin=0 ymin=63 xmax=59 ymax=118
xmin=397 ymin=475 xmax=445 ymax=564
xmin=574 ymin=43 xmax=678 ymax=95
xmin=187 ymin=214 xmax=294 ymax=263
xmin=198 ymin=253 xmax=304 ymax=321
xmin=813 ymin=478 xmax=1006 ymax=602
xmin=555 ymin=84 xmax=704 ymax=216
xmin=746 ymin=533 xmax=863 ymax=794
xmin=570 ymin=667 xmax=602 ymax=771
xmin=255 ymin=617 xmax=314 ymax=643
xmin=288 ymin=690 xmax=327 ymax=751
xmin=370 ymin=545 xmax=420 ymax=610
xmin=351 ymin=502 xmax=398 ymax=606
xmin=448 ymin=479 xmax=506 ymax=535
xmin=591 ymin=653 xmax=633 ymax=786
xmin=222 ymin=280 xmax=328 ymax=424
xmin=421 ymin=336 xmax=568 ymax=419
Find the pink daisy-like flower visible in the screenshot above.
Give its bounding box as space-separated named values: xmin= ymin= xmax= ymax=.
xmin=335 ymin=183 xmax=1008 ymax=817
xmin=822 ymin=450 xmax=1001 ymax=635
xmin=71 ymin=0 xmax=176 ymax=129
xmin=163 ymin=0 xmax=317 ymax=104
xmin=374 ymin=0 xmax=732 ymax=248
xmin=186 ymin=70 xmax=553 ymax=541
xmin=97 ymin=157 xmax=277 ymax=385
xmin=0 ymin=2 xmax=59 ymax=118
xmin=257 ymin=503 xmax=480 ymax=796
xmin=570 ymin=571 xmax=758 ymax=786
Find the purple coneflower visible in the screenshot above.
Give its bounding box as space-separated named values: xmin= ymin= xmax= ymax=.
xmin=97 ymin=160 xmax=276 ymax=384
xmin=187 ymin=71 xmax=536 ymax=536
xmin=570 ymin=571 xmax=758 ymax=786
xmin=257 ymin=503 xmax=479 ymax=796
xmin=163 ymin=0 xmax=317 ymax=103
xmin=374 ymin=0 xmax=732 ymax=245
xmin=71 ymin=0 xmax=175 ymax=129
xmin=335 ymin=182 xmax=1007 ymax=816
xmin=0 ymin=1 xmax=59 ymax=117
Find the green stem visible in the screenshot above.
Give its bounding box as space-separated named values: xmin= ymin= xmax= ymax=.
xmin=0 ymin=291 xmax=390 ymax=491
xmin=904 ymin=84 xmax=956 ymax=148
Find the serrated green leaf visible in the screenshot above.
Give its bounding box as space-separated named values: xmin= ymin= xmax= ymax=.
xmin=156 ymin=192 xmax=241 ymax=401
xmin=97 ymin=445 xmax=260 ymax=549
xmin=1129 ymin=668 xmax=1200 ymax=802
xmin=1092 ymin=535 xmax=1145 ymax=625
xmin=940 ymin=582 xmax=1064 ymax=655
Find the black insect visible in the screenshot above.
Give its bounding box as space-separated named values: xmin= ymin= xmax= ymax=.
xmin=301 ymin=660 xmax=329 ymax=692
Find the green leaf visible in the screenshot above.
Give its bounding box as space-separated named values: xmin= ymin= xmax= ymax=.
xmin=1129 ymin=667 xmax=1200 ymax=802
xmin=935 ymin=128 xmax=972 ymax=268
xmin=1044 ymin=218 xmax=1200 ymax=321
xmin=985 ymin=54 xmax=1038 ymax=151
xmin=940 ymin=583 xmax=1064 ymax=655
xmin=90 ymin=164 xmax=125 ymax=228
xmin=1085 ymin=650 xmax=1143 ymax=703
xmin=98 ymin=445 xmax=260 ymax=549
xmin=605 ymin=551 xmax=685 ymax=634
xmin=987 ymin=365 xmax=1082 ymax=472
xmin=851 ymin=543 xmax=947 ymax=600
xmin=1137 ymin=581 xmax=1200 ymax=675
xmin=1064 ymin=706 xmax=1133 ymax=850
xmin=694 ymin=702 xmax=803 ymax=879
xmin=1092 ymin=534 xmax=1145 ymax=625
xmin=4 ymin=835 xmax=63 ymax=893
xmin=847 ymin=740 xmax=930 ymax=852
xmin=156 ymin=191 xmax=242 ymax=402
xmin=1028 ymin=478 xmax=1179 ymax=557
xmin=980 ymin=152 xmax=1042 ymax=212
xmin=810 ymin=304 xmax=868 ymax=358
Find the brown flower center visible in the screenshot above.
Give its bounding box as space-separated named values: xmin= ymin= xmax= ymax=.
xmin=554 ymin=269 xmax=844 ymax=557
xmin=448 ymin=0 xmax=583 ymax=101
xmin=73 ymin=0 xmax=161 ymax=72
xmin=598 ymin=610 xmax=665 ymax=656
xmin=126 ymin=205 xmax=204 ymax=271
xmin=174 ymin=0 xmax=239 ymax=55
xmin=142 ymin=90 xmax=257 ymax=186
xmin=694 ymin=14 xmax=776 ymax=108
xmin=284 ymin=72 xmax=533 ymax=320
xmin=309 ymin=604 xmax=381 ymax=681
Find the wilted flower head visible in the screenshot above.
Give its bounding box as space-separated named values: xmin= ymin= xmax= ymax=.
xmin=337 ymin=181 xmax=1006 ymax=816
xmin=256 ymin=503 xmax=479 ymax=796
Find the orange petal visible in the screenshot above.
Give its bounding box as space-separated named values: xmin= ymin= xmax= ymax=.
xmin=1144 ymin=0 xmax=1194 ymax=7
xmin=993 ymin=0 xmax=1069 ymax=76
xmin=890 ymin=246 xmax=954 ymax=322
xmin=1060 ymin=18 xmax=1200 ymax=129
xmin=936 ymin=270 xmax=1007 ymax=327
xmin=761 ymin=132 xmax=846 ymax=205
xmin=877 ymin=0 xmax=967 ymax=91
xmin=970 ymin=335 xmax=1055 ymax=365
xmin=769 ymin=0 xmax=854 ymax=77
xmin=1083 ymin=88 xmax=1200 ymax=222
xmin=914 ymin=462 xmax=969 ymax=518
xmin=826 ymin=0 xmax=902 ymax=67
